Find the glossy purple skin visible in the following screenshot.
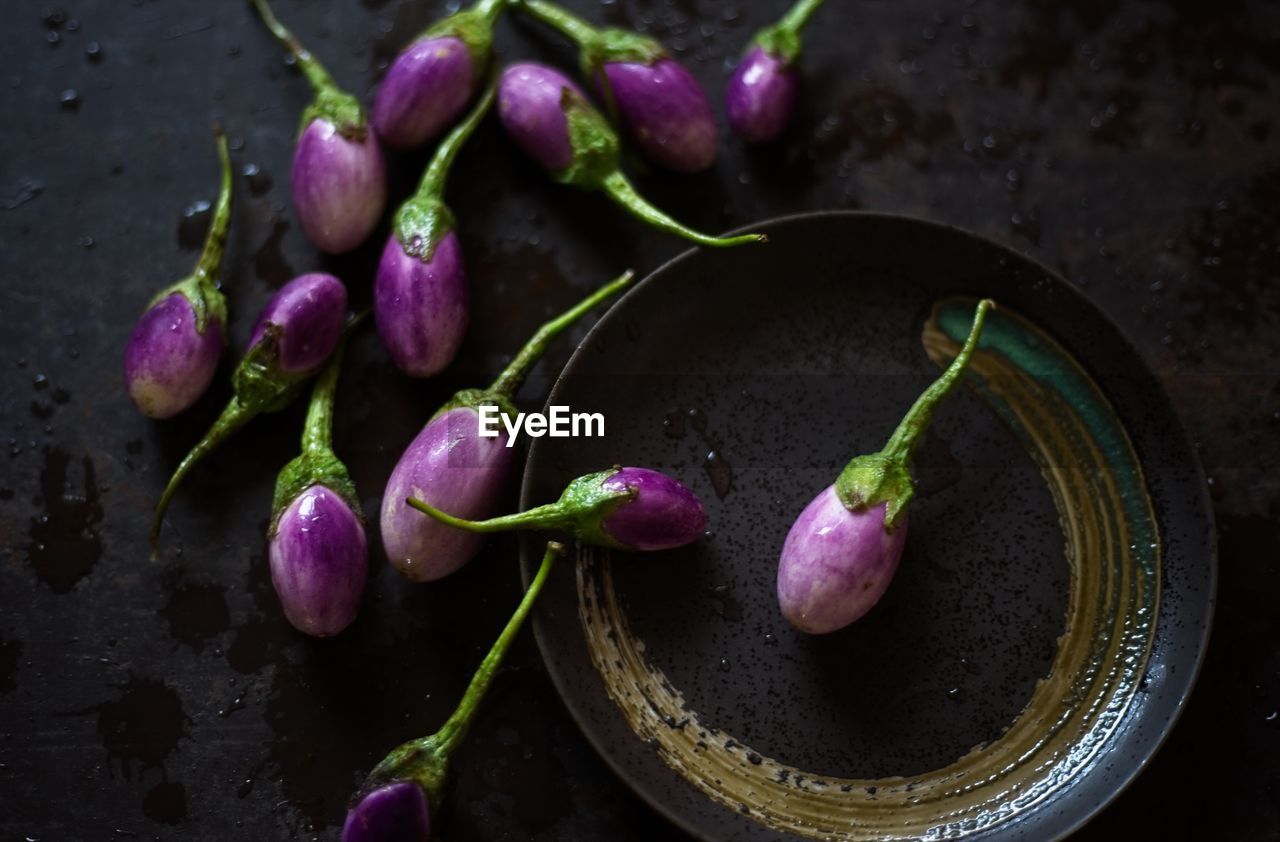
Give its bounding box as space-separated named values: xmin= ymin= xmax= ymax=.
xmin=373 ymin=230 xmax=469 ymax=378
xmin=292 ymin=118 xmax=387 ymax=254
xmin=341 ymin=782 xmax=430 ymax=842
xmin=776 ymin=488 xmax=908 ymax=634
xmin=248 ymin=272 xmax=348 ymax=375
xmin=270 ymin=485 xmax=368 ymax=637
xmin=497 ymin=62 xmax=585 ymax=173
xmin=381 ymin=407 xmax=516 ymax=582
xmin=725 ymin=46 xmax=799 ymax=144
xmin=373 ymin=36 xmax=476 ymax=150
xmin=600 ymin=467 xmax=707 ymax=551
xmin=599 ymin=58 xmax=717 ymax=173
xmin=124 ymin=292 xmax=225 ymax=419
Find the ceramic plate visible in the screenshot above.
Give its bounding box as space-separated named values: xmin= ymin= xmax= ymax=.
xmin=518 ymin=212 xmax=1215 ymax=841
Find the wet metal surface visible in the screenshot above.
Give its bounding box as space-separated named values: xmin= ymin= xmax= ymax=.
xmin=0 ymin=0 xmax=1277 ymax=839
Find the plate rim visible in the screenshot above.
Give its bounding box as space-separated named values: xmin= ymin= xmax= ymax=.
xmin=519 ymin=208 xmax=1218 ymax=842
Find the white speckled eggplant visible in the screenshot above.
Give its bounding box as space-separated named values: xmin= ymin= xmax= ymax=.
xmin=511 ymin=0 xmax=717 ymax=173
xmin=777 ymin=300 xmax=994 ymax=633
xmin=497 ymin=62 xmax=763 ymax=248
xmin=268 ymin=339 xmax=367 ymax=638
xmin=124 ymin=127 xmax=232 ymax=419
xmin=380 ymin=271 xmax=634 ymax=582
xmin=250 ymin=0 xmax=386 ymax=253
xmin=725 ymin=0 xmax=827 ymax=143
xmin=342 ymin=542 xmax=561 ymax=842
xmin=372 ymin=0 xmax=505 ymax=149
xmin=373 ymin=79 xmax=495 ymax=378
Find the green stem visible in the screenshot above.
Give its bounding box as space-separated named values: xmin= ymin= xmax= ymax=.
xmin=300 ymin=335 xmax=346 ymax=457
xmin=431 ymin=541 xmax=562 ymax=758
xmin=194 ymin=126 xmax=233 ymax=288
xmin=151 ymin=398 xmax=256 ymax=556
xmin=599 ymin=171 xmax=766 ymax=248
xmin=248 ymin=0 xmax=336 ymax=95
xmin=488 ymin=270 xmax=634 ymax=398
xmin=881 ymin=299 xmax=993 ymax=463
xmin=514 ymin=0 xmax=599 ymax=48
xmin=474 ymin=0 xmax=507 ymax=27
xmin=777 ymin=0 xmax=826 ymax=35
xmin=406 ymin=497 xmax=570 ymax=533
xmin=417 ymin=77 xmax=497 ymax=201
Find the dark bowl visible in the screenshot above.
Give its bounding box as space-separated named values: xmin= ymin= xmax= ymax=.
xmin=519 ymin=211 xmax=1215 ymax=841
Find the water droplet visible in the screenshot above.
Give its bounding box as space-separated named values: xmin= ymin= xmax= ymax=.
xmin=58 ymin=88 xmax=80 ymax=110
xmin=718 ymin=658 xmax=731 ymax=672
xmin=85 ymin=41 xmax=103 ymax=62
xmin=241 ymin=163 xmax=272 ymax=196
xmin=177 ymin=200 xmax=212 ymax=250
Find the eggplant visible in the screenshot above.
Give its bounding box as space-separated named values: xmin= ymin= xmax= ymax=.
xmin=268 ymin=337 xmax=367 ymax=637
xmin=498 ymin=62 xmax=762 ymax=248
xmin=249 ymin=0 xmax=386 ymax=253
xmin=725 ymin=0 xmax=826 ymax=143
xmin=511 ymin=0 xmax=716 ymax=173
xmin=407 ymin=466 xmax=707 ymax=552
xmin=381 ymin=270 xmax=634 ymax=582
xmin=150 ymin=272 xmax=349 ymax=554
xmin=124 ymin=127 xmax=232 ymax=419
xmin=372 ymin=0 xmax=504 ymax=149
xmin=374 ymin=79 xmax=494 ymax=378
xmin=776 ymin=300 xmax=994 ymax=633
xmin=342 ymin=542 xmax=562 ymax=842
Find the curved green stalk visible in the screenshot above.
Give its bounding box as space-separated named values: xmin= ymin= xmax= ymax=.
xmin=600 ymin=172 xmax=766 ymax=248
xmin=513 ymin=0 xmax=597 ymax=46
xmin=835 ymin=299 xmax=994 ymax=529
xmin=247 ymin=0 xmax=336 ymax=94
xmin=363 ymin=541 xmax=563 ymax=810
xmin=418 ymin=78 xmax=496 ymax=200
xmin=488 ymin=270 xmax=634 ymax=398
xmin=406 ymin=497 xmax=571 ymax=533
xmin=754 ymin=0 xmax=827 ymax=62
xmin=151 ymin=399 xmax=255 ymax=556
xmin=194 ymin=126 xmax=233 ymax=290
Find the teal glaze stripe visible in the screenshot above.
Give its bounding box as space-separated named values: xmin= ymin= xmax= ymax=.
xmin=932 ymin=299 xmax=1159 ymax=583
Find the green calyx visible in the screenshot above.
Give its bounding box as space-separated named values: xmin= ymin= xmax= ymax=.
xmin=393 ymin=195 xmax=456 ymax=262
xmin=406 ymin=468 xmax=635 ymax=548
xmin=835 ymin=299 xmax=995 ymax=531
xmin=424 ymin=0 xmax=505 ymax=68
xmin=301 ymin=87 xmax=368 ymax=140
xmin=557 ymin=89 xmax=621 ymax=189
xmin=752 ymin=0 xmax=825 ymax=63
xmin=150 ymin=125 xmax=233 ymax=335
xmin=753 ymin=23 xmax=802 ymax=65
xmin=358 ymin=541 xmax=563 ymax=812
xmin=269 ymin=339 xmax=360 ymax=533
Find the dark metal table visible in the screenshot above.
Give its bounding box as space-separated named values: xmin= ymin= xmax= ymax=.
xmin=1 ymin=1 xmax=1276 ymax=839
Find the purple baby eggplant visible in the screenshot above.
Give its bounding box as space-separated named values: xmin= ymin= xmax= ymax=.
xmin=372 ymin=0 xmax=504 ymax=149
xmin=343 ymin=542 xmax=562 ymax=841
xmin=250 ymin=0 xmax=386 ymax=253
xmin=408 ymin=465 xmax=707 ymax=552
xmin=776 ymin=300 xmax=993 ymax=633
xmin=374 ymin=81 xmax=494 ymax=377
xmin=498 ymin=62 xmax=762 ymax=248
xmin=726 ymin=0 xmax=826 ymax=143
xmin=342 ymin=782 xmax=430 ymax=842
xmin=381 ymin=270 xmax=634 ymax=582
xmin=151 ymin=272 xmax=350 ymax=554
xmin=249 ymin=272 xmax=349 ymax=375
xmin=268 ymin=340 xmax=367 ymax=637
xmin=513 ymin=0 xmax=716 ymax=172
xmin=124 ymin=127 xmax=231 ymax=418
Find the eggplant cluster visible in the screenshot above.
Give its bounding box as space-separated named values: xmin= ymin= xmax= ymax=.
xmin=119 ymin=3 xmax=1008 ymax=840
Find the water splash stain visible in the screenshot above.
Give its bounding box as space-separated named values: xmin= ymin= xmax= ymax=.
xmin=159 ymin=578 xmax=230 ymax=653
xmin=64 ymin=674 xmax=189 ymax=782
xmin=27 ymin=448 xmax=103 ymax=593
